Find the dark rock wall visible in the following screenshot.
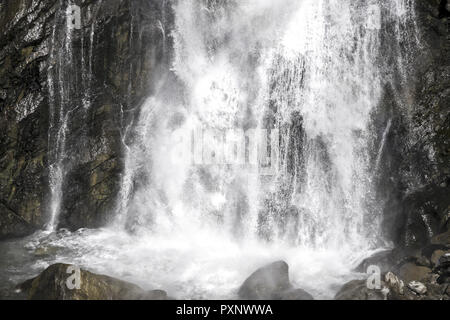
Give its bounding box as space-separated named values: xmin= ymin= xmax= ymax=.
xmin=379 ymin=0 xmax=450 ymax=249
xmin=0 ymin=0 xmax=58 ymax=239
xmin=0 ymin=0 xmax=173 ymax=239
xmin=55 ymin=0 xmax=173 ymax=231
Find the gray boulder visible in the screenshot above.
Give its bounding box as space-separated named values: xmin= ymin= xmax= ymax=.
xmin=238 ymin=261 xmax=313 ymax=300
xmin=334 ymin=280 xmax=386 ymax=300
xmin=18 ymin=263 xmax=168 ymax=300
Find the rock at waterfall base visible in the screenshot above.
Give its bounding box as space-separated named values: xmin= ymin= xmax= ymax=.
xmin=435 ymin=253 xmax=450 ymax=284
xmin=18 ymin=264 xmax=168 ymax=300
xmin=238 ymin=261 xmax=314 ymax=300
xmin=398 ymin=263 xmax=432 ymax=283
xmin=335 ymin=263 xmax=450 ymax=300
xmin=334 ymin=280 xmax=386 ymax=300
xmin=355 ymin=250 xmax=396 ymax=274
xmin=408 ymin=281 xmax=427 ymax=295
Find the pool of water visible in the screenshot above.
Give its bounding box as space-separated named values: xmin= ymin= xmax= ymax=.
xmin=0 ymin=227 xmax=380 ymax=300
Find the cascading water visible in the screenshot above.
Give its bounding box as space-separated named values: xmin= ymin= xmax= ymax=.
xmin=46 ymin=1 xmax=99 ymax=231
xmin=46 ymin=2 xmax=77 ymax=231
xmin=10 ymin=0 xmax=418 ymax=300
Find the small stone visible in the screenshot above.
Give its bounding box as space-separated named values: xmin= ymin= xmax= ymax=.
xmin=429 ymin=273 xmax=440 ymax=285
xmin=408 ymin=281 xmax=427 ymax=295
xmin=385 ymin=272 xmax=397 ymax=284
xmin=385 ymin=272 xmax=404 ymax=295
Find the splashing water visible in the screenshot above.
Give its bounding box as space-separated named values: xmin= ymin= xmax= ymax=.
xmin=15 ymin=0 xmax=418 ymax=300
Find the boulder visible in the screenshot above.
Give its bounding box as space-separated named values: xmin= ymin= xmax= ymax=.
xmin=238 ymin=261 xmax=313 ymax=300
xmin=431 ymin=250 xmax=447 ymax=266
xmin=334 ymin=280 xmax=385 ymax=300
xmin=355 ymin=250 xmax=396 ymax=274
xmin=355 ymin=248 xmax=431 ymax=275
xmin=408 ymin=281 xmax=427 ymax=295
xmin=18 ymin=263 xmax=168 ymax=300
xmin=431 ymin=230 xmax=450 ymax=246
xmin=272 ymin=288 xmax=314 ymax=301
xmin=398 ymin=263 xmax=432 ymax=283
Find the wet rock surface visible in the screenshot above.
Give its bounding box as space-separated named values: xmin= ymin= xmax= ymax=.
xmin=337 ymin=240 xmax=450 ymax=300
xmin=18 ymin=263 xmax=168 ymax=300
xmin=55 ymin=0 xmax=173 ymax=231
xmin=381 ymin=0 xmax=450 ymax=250
xmin=335 ymin=280 xmax=386 ymax=300
xmin=335 ymin=272 xmax=449 ymax=300
xmin=366 ymin=1 xmax=450 ymax=301
xmin=355 ymin=250 xmax=398 ymax=274
xmin=0 ymin=0 xmax=173 ymax=238
xmin=238 ymin=261 xmax=314 ymax=300
xmin=0 ymin=0 xmax=57 ymax=239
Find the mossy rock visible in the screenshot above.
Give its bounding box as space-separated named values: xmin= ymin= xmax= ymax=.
xmin=19 ymin=264 xmax=168 ymax=300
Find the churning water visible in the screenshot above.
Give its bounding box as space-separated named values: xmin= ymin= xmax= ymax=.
xmin=1 ymin=0 xmax=418 ymax=300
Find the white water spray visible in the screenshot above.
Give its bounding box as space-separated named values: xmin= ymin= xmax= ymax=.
xmin=117 ymin=0 xmax=416 ymax=246
xmin=375 ymin=119 xmax=393 ymax=173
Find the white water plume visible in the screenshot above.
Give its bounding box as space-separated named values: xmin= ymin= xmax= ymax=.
xmin=117 ymin=0 xmax=416 ymax=245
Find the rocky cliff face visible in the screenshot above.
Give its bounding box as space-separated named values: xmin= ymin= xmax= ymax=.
xmin=0 ymin=0 xmax=57 ymax=239
xmin=402 ymin=0 xmax=450 ymax=248
xmin=0 ymin=0 xmax=173 ymax=239
xmin=334 ymin=0 xmax=450 ymax=300
xmin=379 ymin=0 xmax=450 ymax=250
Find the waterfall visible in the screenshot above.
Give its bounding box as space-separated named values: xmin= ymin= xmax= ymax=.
xmin=46 ymin=2 xmax=76 ymax=231
xmin=47 ymin=1 xmax=96 ymax=231
xmin=116 ymin=0 xmax=416 ymax=248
